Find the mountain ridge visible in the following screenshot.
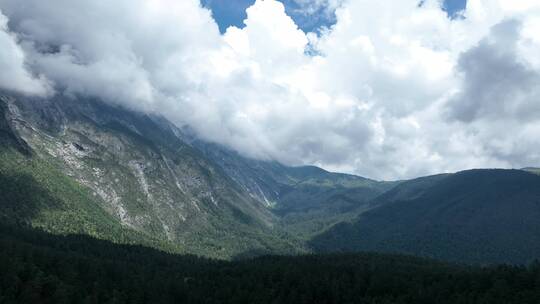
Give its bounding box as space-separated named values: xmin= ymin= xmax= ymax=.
xmin=311 ymin=169 xmax=540 ymax=264
xmin=2 ymin=91 xmax=540 ymax=264
xmin=0 ymin=93 xmax=306 ymax=258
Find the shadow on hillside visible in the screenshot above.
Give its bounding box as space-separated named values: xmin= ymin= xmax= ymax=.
xmin=231 ymin=248 xmax=277 ymax=261
xmin=0 ymin=171 xmax=61 ymax=224
xmin=0 ymin=222 xmax=207 ymax=264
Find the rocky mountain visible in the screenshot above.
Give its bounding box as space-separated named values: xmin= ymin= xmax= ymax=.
xmin=0 ymin=92 xmax=306 ymax=258
xmin=0 ymin=91 xmax=391 ymax=258
xmin=190 ymin=140 xmax=397 ymax=238
xmin=310 ymin=169 xmax=540 ymax=264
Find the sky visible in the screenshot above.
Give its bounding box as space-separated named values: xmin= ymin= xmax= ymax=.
xmin=203 ymin=0 xmax=468 ymax=33
xmin=201 ymin=0 xmax=343 ymax=33
xmin=0 ymin=0 xmax=539 ymax=180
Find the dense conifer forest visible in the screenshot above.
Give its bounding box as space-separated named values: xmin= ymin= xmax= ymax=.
xmin=1 ymin=224 xmax=540 ymax=304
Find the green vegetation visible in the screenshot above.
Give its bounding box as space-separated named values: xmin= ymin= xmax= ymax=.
xmin=311 ymin=169 xmax=540 ymax=265
xmin=0 ymin=131 xmax=300 ymax=259
xmin=194 ymin=141 xmax=398 ymax=239
xmin=1 ymin=223 xmax=540 ymax=304
xmin=1 ymin=95 xmax=304 ymax=259
xmin=0 ymin=146 xmax=180 ymax=253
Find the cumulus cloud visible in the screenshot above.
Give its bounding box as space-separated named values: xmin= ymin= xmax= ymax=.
xmin=447 ymin=18 xmax=540 ymax=122
xmin=0 ymin=0 xmax=539 ymax=180
xmin=444 ymin=9 xmax=540 ymax=169
xmin=0 ymin=10 xmax=50 ymax=95
xmin=0 ymin=0 xmax=221 ymax=110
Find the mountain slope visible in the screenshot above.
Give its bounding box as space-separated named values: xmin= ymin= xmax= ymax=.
xmin=190 ymin=140 xmax=397 ymax=238
xmin=0 ymin=146 xmax=180 ymax=251
xmin=0 ymin=92 xmax=302 ymax=258
xmin=2 ymin=90 xmax=393 ymax=257
xmin=8 ymin=91 xmax=540 ymax=265
xmin=311 ymin=169 xmax=540 ymax=264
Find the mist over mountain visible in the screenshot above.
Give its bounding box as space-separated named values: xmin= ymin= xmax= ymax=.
xmin=2 ymin=91 xmax=540 ymax=265
xmin=1 ymin=0 xmax=540 ymax=180
xmin=1 ymin=91 xmax=396 ymax=258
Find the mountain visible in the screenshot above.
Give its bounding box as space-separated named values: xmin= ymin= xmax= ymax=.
xmin=310 ymin=169 xmax=540 ymax=264
xmin=1 ymin=91 xmax=392 ymax=258
xmin=189 ymin=140 xmax=397 ymax=238
xmin=4 ymin=91 xmax=540 ymax=265
xmin=0 ymin=92 xmax=306 ymax=258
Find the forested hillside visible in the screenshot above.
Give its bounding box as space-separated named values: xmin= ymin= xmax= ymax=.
xmin=1 ymin=224 xmax=540 ymax=304
xmin=311 ymin=169 xmax=540 ymax=265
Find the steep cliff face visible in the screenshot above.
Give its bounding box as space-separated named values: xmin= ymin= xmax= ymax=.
xmin=0 ymin=93 xmax=302 ymax=258
xmin=0 ymin=92 xmax=401 ymax=258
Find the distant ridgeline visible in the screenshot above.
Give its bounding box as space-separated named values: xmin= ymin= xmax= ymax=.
xmin=310 ymin=169 xmax=540 ymax=265
xmin=2 ymin=91 xmax=540 ymax=266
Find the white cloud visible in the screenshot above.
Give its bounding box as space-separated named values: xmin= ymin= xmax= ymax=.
xmin=447 ymin=19 xmax=540 ymax=122
xmin=0 ymin=0 xmax=539 ymax=180
xmin=0 ymin=10 xmax=50 ymax=95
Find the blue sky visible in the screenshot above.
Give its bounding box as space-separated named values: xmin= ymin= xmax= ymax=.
xmin=443 ymin=0 xmax=467 ymax=18
xmin=202 ymin=0 xmax=468 ymax=33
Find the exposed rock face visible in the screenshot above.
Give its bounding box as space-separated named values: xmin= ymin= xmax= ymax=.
xmin=0 ymin=93 xmax=301 ymax=258
xmin=0 ymin=92 xmax=395 ymax=258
